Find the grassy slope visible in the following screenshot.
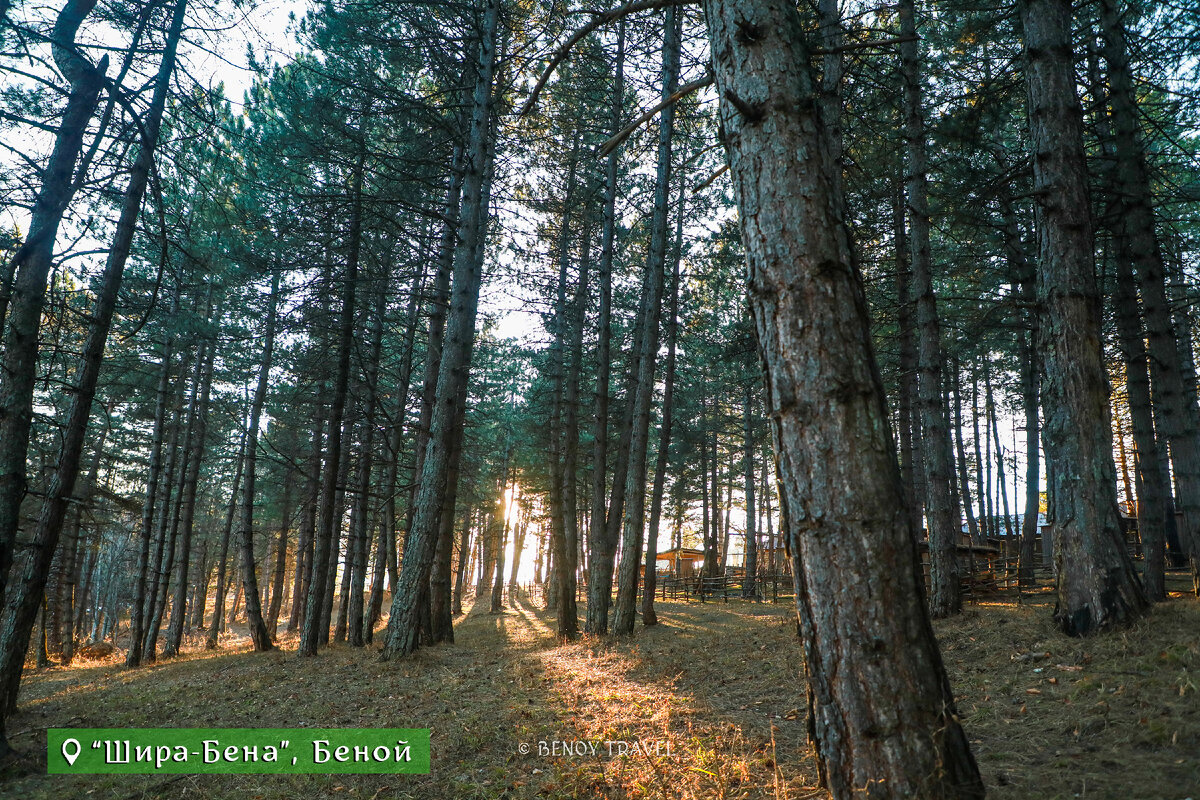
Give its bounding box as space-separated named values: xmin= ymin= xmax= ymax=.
xmin=2 ymin=592 xmax=1198 ymax=799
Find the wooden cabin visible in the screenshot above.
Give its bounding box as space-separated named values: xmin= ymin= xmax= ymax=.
xmin=653 ymin=548 xmax=706 ymax=580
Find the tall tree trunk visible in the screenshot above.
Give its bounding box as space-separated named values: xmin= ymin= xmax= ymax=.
xmin=299 ymin=147 xmax=365 ymax=655
xmin=951 ymin=360 xmax=979 ymax=543
xmin=643 ymin=200 xmax=682 ymax=623
xmin=206 ymin=424 xmax=246 ymax=649
xmin=612 ymin=4 xmax=679 ymax=637
xmin=164 ymin=312 xmax=215 ymax=657
xmin=584 ymin=20 xmax=625 ymax=637
xmin=0 ymin=11 xmax=108 ymax=715
xmin=238 ymin=272 xmax=281 ymax=652
xmin=382 ymin=0 xmax=499 ymax=660
xmin=1099 ymin=0 xmax=1200 ymax=589
xmin=348 ymin=283 xmax=387 ymax=646
xmin=547 ymin=133 xmax=582 ymax=637
xmin=267 ymin=480 xmax=292 ymax=637
xmin=0 ymin=4 xmax=179 ymax=716
xmin=894 ymin=187 xmax=923 ymax=537
xmin=366 ymin=263 xmax=426 ymax=641
xmin=700 ymin=0 xmax=985 ymax=793
xmin=899 ymin=0 xmax=960 ymax=617
xmin=1018 ymin=0 xmax=1147 ymax=634
xmin=287 ymin=397 xmax=323 ymax=634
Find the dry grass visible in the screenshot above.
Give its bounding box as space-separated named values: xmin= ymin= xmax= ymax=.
xmin=1 ymin=591 xmax=1197 ymax=799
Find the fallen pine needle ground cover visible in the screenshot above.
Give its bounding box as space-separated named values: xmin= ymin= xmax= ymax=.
xmin=2 ymin=592 xmax=1197 ymax=799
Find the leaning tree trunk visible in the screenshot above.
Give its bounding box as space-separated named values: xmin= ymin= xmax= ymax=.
xmin=381 ymin=0 xmax=499 ymax=660
xmin=0 ymin=0 xmax=183 ymax=718
xmin=700 ymin=0 xmax=985 ymax=794
xmin=1018 ymin=0 xmax=1147 ymax=635
xmin=237 ymin=272 xmax=282 ymax=652
xmin=0 ymin=7 xmax=107 ymax=727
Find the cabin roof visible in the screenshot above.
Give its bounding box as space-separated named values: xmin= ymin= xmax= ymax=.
xmin=656 ymin=548 xmax=706 ymax=561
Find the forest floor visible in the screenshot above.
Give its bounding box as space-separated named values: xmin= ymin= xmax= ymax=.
xmin=2 ymin=590 xmax=1199 ymax=799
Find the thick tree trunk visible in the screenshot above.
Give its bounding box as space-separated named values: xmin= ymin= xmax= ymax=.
xmin=1018 ymin=0 xmax=1147 ymax=634
xmin=700 ymin=0 xmax=985 ymax=793
xmin=381 ymin=0 xmax=499 ymax=660
xmin=547 ymin=133 xmax=582 ymax=637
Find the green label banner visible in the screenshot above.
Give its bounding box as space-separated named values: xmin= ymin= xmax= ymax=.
xmin=47 ymin=728 xmax=430 ymax=774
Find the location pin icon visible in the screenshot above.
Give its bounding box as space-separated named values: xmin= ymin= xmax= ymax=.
xmin=62 ymin=738 xmax=81 ymax=766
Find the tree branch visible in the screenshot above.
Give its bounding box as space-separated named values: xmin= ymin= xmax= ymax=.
xmin=518 ymin=0 xmax=699 ymax=117
xmin=597 ymin=73 xmax=712 ymax=157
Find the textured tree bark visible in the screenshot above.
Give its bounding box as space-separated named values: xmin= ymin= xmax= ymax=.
xmin=1018 ymin=0 xmax=1147 ymax=634
xmin=1113 ymin=256 xmax=1168 ymax=600
xmin=899 ymin=0 xmax=961 ymax=617
xmin=1087 ymin=45 xmax=1168 ymax=601
xmin=1099 ymin=0 xmax=1200 ymax=590
xmin=547 ymin=132 xmax=581 ymax=636
xmin=894 ymin=187 xmax=924 ymax=538
xmin=584 ymin=20 xmax=625 ymax=637
xmin=382 ymin=0 xmax=499 ymax=660
xmin=238 ymin=272 xmax=281 ymax=652
xmin=559 ymin=220 xmax=590 ymax=630
xmin=0 ymin=6 xmax=107 ymax=724
xmin=701 ymin=0 xmax=985 ymax=792
xmin=612 ymin=3 xmax=678 ymax=637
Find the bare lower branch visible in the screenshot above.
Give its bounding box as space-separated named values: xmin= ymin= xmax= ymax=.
xmin=597 ymin=73 xmax=711 ymax=157
xmin=518 ymin=0 xmax=699 ymax=117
